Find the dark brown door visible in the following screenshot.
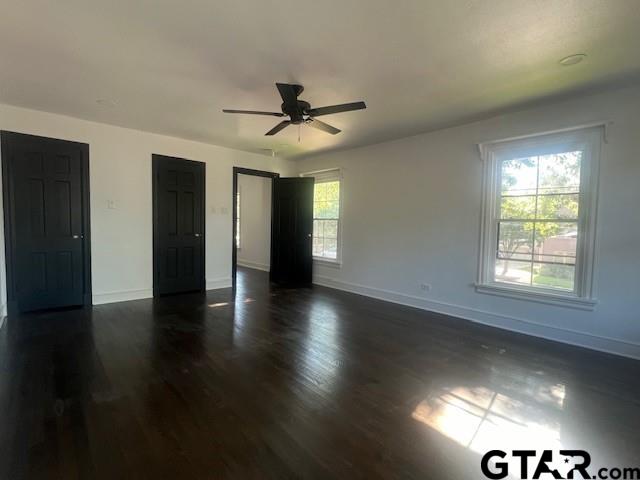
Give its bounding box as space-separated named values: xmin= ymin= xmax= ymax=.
xmin=270 ymin=177 xmax=314 ymax=285
xmin=153 ymin=155 xmax=205 ymax=295
xmin=1 ymin=132 xmax=91 ymax=313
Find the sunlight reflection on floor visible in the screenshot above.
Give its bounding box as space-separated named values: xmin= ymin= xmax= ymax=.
xmin=413 ymin=383 xmax=566 ymax=477
xmin=301 ymin=301 xmax=342 ymax=389
xmin=209 ymin=298 xmax=254 ymax=308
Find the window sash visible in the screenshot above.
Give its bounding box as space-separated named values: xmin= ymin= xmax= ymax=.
xmin=494 ymin=159 xmax=583 ymax=295
xmin=305 ymin=170 xmax=342 ymax=262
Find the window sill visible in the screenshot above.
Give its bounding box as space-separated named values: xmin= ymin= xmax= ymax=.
xmin=475 ymin=283 xmax=597 ymax=311
xmin=313 ymin=258 xmax=342 ymax=269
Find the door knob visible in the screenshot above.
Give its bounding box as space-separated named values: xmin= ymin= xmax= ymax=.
xmin=194 ymin=233 xmax=201 ymax=237
xmin=72 ymin=234 xmax=84 ymax=239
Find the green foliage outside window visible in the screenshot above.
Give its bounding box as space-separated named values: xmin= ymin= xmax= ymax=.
xmin=497 ymin=152 xmax=581 ymax=290
xmin=313 ymin=180 xmax=340 ymax=259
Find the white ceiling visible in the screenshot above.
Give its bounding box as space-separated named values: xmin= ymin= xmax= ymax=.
xmin=1 ymin=0 xmax=639 ymax=158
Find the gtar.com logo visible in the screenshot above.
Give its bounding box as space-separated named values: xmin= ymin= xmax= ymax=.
xmin=481 ymin=449 xmax=640 ymax=479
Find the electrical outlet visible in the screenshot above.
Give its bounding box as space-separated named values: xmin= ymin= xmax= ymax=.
xmin=107 ymin=200 xmax=117 ymax=210
xmin=420 ymin=283 xmax=431 ymax=292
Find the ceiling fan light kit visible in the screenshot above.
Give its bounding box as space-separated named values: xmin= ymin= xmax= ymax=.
xmin=223 ymin=83 xmax=367 ymax=136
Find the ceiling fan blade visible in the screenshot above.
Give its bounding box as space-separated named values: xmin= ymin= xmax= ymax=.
xmin=276 ymin=83 xmax=300 ymax=108
xmin=308 ymin=101 xmax=366 ymax=117
xmin=306 ymin=118 xmax=341 ymax=135
xmin=265 ymin=120 xmax=291 ymax=136
xmin=222 ymin=109 xmax=285 ymax=117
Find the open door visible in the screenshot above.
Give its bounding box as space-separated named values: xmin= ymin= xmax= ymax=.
xmin=270 ymin=177 xmax=314 ymax=286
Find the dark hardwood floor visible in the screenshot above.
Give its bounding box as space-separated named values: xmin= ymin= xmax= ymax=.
xmin=1 ymin=266 xmax=639 ymax=479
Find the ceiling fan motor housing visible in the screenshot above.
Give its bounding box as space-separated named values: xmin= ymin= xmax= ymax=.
xmin=282 ymin=100 xmax=311 ymax=124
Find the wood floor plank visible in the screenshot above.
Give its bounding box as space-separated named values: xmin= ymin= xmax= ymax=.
xmin=0 ymin=267 xmax=639 ymax=479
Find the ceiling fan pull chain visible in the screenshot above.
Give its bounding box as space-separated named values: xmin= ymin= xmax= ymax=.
xmin=298 ymin=124 xmax=301 ymax=143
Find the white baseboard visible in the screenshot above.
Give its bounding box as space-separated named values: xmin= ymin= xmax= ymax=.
xmin=313 ymin=275 xmax=640 ymax=361
xmin=93 ymin=288 xmax=153 ymax=305
xmin=91 ymin=278 xmax=231 ymax=305
xmin=237 ymin=260 xmax=270 ymax=272
xmin=92 ymin=277 xmax=231 ymax=305
xmin=207 ymin=277 xmax=232 ymax=290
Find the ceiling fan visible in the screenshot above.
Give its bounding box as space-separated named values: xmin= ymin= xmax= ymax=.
xmin=223 ymin=83 xmax=366 ymax=136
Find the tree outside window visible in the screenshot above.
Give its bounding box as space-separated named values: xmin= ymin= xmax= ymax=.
xmin=313 ymin=180 xmax=340 ymax=260
xmin=497 ymin=152 xmax=581 ymax=291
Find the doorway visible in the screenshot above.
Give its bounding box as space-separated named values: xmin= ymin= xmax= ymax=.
xmin=1 ymin=131 xmax=92 ymax=315
xmin=153 ymin=155 xmax=205 ymax=296
xmin=232 ymin=168 xmax=279 ymax=289
xmin=232 ymin=167 xmax=314 ymax=289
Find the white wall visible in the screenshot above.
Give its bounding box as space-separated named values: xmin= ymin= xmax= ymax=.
xmin=0 ymin=104 xmax=294 ymax=305
xmin=237 ymin=174 xmax=272 ymax=271
xmin=296 ymin=85 xmax=640 ymax=359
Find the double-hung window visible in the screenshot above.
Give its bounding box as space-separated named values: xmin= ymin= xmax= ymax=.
xmin=304 ymin=169 xmax=342 ymax=264
xmin=477 ymin=127 xmax=601 ymax=309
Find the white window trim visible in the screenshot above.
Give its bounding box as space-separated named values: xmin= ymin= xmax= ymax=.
xmin=476 ymin=126 xmax=603 ymax=310
xmin=301 ymin=168 xmax=343 ymax=267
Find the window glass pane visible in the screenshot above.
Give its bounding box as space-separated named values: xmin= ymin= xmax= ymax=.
xmin=323 ymin=220 xmax=338 ymax=239
xmin=536 ymin=194 xmax=579 ymax=219
xmin=315 ymin=200 xmax=339 ymax=219
xmin=533 ymin=222 xmax=577 ymax=264
xmin=532 ymin=263 xmax=575 ymax=291
xmin=313 ymin=201 xmax=326 ymax=218
xmin=494 ymin=259 xmax=532 ymax=285
xmin=501 ymin=157 xmax=537 ymax=195
xmin=313 ymin=219 xmax=323 ymax=238
xmin=538 ymin=152 xmax=581 ymax=194
xmin=324 ymin=181 xmax=340 ymax=201
xmin=500 ymin=195 xmax=536 ymax=219
xmin=314 ymin=182 xmax=327 ymax=202
xmin=324 ymin=238 xmax=338 ymax=259
xmin=497 ymin=221 xmax=534 ymax=261
xmin=326 ymin=201 xmax=339 ymax=218
xmin=313 ymin=237 xmax=323 ymax=257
